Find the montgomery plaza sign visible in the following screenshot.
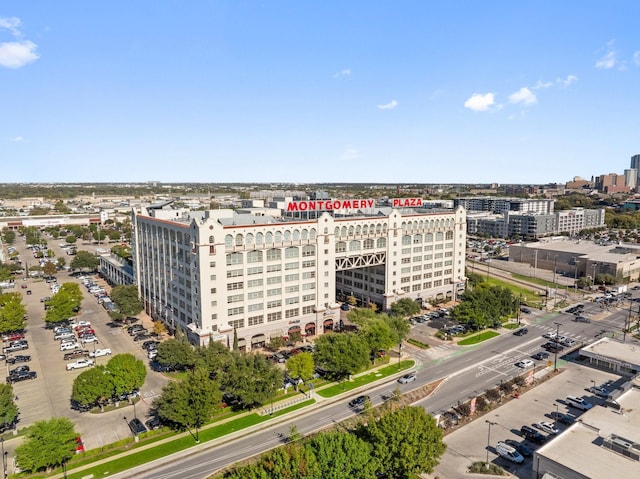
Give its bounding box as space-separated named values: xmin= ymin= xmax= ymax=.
xmin=286 ymin=198 xmax=424 ymax=212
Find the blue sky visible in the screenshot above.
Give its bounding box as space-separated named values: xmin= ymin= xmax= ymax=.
xmin=1 ymin=1 xmax=639 ymax=184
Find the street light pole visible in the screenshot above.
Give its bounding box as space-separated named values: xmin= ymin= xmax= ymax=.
xmin=1 ymin=437 xmax=6 ymax=479
xmin=485 ymin=420 xmax=497 ymax=466
xmin=573 ymin=256 xmax=578 ymax=295
xmin=553 ymin=322 xmax=561 ymax=372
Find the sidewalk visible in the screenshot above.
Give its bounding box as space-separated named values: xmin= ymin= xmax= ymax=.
xmin=49 ymin=356 xmax=412 ymax=479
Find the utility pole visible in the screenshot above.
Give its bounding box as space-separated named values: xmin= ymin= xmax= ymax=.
xmin=553 ymin=322 xmax=561 ymax=372
xmin=485 ymin=420 xmax=497 ymax=467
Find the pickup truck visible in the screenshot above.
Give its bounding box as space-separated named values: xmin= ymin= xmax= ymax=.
xmin=66 ymin=359 xmax=95 ymax=371
xmin=89 ymin=348 xmax=112 ymax=358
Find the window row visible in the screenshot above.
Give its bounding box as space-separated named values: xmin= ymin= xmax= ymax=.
xmin=226 ymin=246 xmax=316 ymax=265
xmin=225 ymin=229 xmax=317 ymax=248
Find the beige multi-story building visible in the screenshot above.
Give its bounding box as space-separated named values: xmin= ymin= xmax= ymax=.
xmin=132 ymin=203 xmax=467 ymax=349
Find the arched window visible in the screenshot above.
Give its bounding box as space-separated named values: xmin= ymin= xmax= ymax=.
xmin=275 ymin=231 xmax=282 ymax=243
xmin=235 ymin=234 xmax=243 ymax=246
xmin=356 ymin=225 xmax=361 ymax=235
xmin=348 ymin=226 xmax=354 ymax=236
xmin=382 ymin=224 xmax=387 ymax=233
xmin=285 ymin=246 xmax=299 ymax=258
xmin=266 ymin=248 xmax=281 ymax=260
xmin=293 ymin=229 xmax=300 ymax=241
xmin=402 ymin=235 xmax=411 ymax=245
xmin=245 ymin=233 xmax=254 ymax=246
xmin=256 ymin=232 xmax=264 ymax=245
xmin=302 ymin=245 xmax=315 ymax=257
xmin=401 ymin=222 xmax=407 ymax=232
xmin=446 ymin=231 xmax=454 ymax=240
xmin=226 ymin=252 xmax=243 ymax=266
xmin=413 ymin=234 xmax=422 ymax=244
xmin=364 ymin=239 xmax=374 ymax=249
xmin=336 ymin=241 xmax=347 ymax=253
xmin=310 ymin=228 xmax=316 ymax=239
xmin=334 ymin=227 xmax=340 ymax=237
xmin=284 ymin=230 xmax=291 ymax=241
xmin=425 ymin=233 xmax=434 ymax=242
xmin=362 ymin=225 xmax=368 ymax=235
xmin=225 ymin=235 xmax=233 ymax=248
xmin=436 ymin=232 xmax=444 ymax=241
xmin=376 ymin=224 xmax=382 ymax=234
xmin=341 ymin=226 xmax=347 ymax=237
xmin=301 ymin=229 xmax=308 ymax=240
xmin=208 ymin=235 xmax=215 ymax=244
xmin=349 ymin=240 xmax=361 ymax=251
xmin=377 ymin=237 xmax=387 ymax=248
xmin=247 ymin=250 xmax=262 ymax=263
xmin=265 ymin=232 xmax=273 ymax=243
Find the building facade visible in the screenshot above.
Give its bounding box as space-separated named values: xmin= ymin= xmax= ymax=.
xmin=132 ymin=204 xmax=467 ymax=348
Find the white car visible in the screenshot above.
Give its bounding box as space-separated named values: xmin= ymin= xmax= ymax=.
xmin=81 ymin=335 xmax=98 ymax=344
xmin=516 ymin=359 xmax=535 ymax=368
xmin=537 ymin=421 xmax=560 ymax=435
xmin=398 ymin=372 xmax=417 ymax=384
xmin=60 ymin=342 xmax=82 ymax=351
xmin=89 ymin=348 xmax=112 ymax=358
xmin=66 ymin=359 xmax=95 ymax=371
xmin=147 ymin=349 xmax=158 ymax=360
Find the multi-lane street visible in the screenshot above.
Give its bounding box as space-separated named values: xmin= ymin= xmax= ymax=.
xmin=107 ymin=296 xmax=634 ymax=479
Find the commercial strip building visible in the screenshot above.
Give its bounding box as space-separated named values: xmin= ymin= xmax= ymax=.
xmin=508 ymin=237 xmax=640 ymax=282
xmin=131 ymin=201 xmax=467 ymax=348
xmin=532 ymin=340 xmax=640 ymax=478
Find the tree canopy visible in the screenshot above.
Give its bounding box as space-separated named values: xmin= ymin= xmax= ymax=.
xmin=217 ymin=353 xmax=283 ymax=410
xmin=313 ymin=333 xmax=371 ymax=379
xmin=105 ymin=353 xmax=147 ymax=400
xmin=71 ymin=365 xmax=114 ymax=411
xmin=450 ymin=283 xmax=516 ymax=330
xmin=0 ymin=383 xmax=19 ymax=428
xmin=286 ymin=352 xmax=315 ymax=387
xmin=70 ymin=251 xmax=100 ymax=271
xmin=15 ymin=417 xmax=79 ymax=473
xmin=0 ymin=292 xmax=27 ymax=333
xmin=389 ymin=298 xmax=421 ymax=318
xmin=44 ymin=282 xmax=83 ymax=324
xmin=110 ymin=284 xmax=143 ymax=316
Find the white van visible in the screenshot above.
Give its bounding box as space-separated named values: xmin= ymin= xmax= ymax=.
xmin=566 ymin=395 xmax=593 ymax=410
xmin=496 ymin=442 xmax=524 ymax=464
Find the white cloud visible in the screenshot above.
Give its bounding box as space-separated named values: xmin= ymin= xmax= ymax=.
xmin=342 ymin=147 xmax=360 ymax=160
xmin=463 ymin=93 xmax=495 ymax=111
xmin=557 ymin=74 xmax=578 ymax=87
xmin=377 ymin=99 xmax=398 ymax=110
xmin=0 ymin=16 xmax=39 ymax=69
xmin=333 ymin=68 xmax=351 ymax=78
xmin=634 ymin=51 xmax=640 ymax=66
xmin=10 ymin=136 xmax=24 ymax=142
xmin=0 ymin=40 xmax=39 ymax=68
xmin=0 ymin=17 xmax=22 ymax=37
xmin=509 ymin=87 xmax=537 ymax=106
xmin=595 ymin=40 xmax=617 ymax=69
xmin=533 ymin=80 xmax=553 ymax=90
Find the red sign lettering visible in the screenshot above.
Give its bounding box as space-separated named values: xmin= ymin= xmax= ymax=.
xmin=286 ymin=199 xmax=376 ymax=212
xmin=391 ymin=198 xmax=424 ymax=208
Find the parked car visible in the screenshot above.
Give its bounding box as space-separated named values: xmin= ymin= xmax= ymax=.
xmin=589 ymin=385 xmax=609 ymax=397
xmin=513 ymin=327 xmax=528 ymax=336
xmin=574 ymin=316 xmax=591 ymax=323
xmin=6 ymin=355 xmax=30 ymax=365
xmin=6 ymin=370 xmax=36 ymax=383
xmin=145 ymin=417 xmax=162 ymax=430
xmin=128 ymin=418 xmax=148 ymax=435
xmin=3 ymin=341 xmax=28 ymax=353
xmin=520 ymin=307 xmax=532 ymax=314
xmin=66 ymin=359 xmax=95 ymax=371
xmin=550 ymin=411 xmax=576 ymax=425
xmin=566 ymin=395 xmax=593 ymax=411
xmin=504 ymin=439 xmax=533 ymax=457
xmin=2 ymin=332 xmax=25 ymax=342
xmin=60 ymin=342 xmax=82 ymax=351
xmin=520 ymin=425 xmax=546 ymax=443
xmin=81 ymin=335 xmax=99 ymax=344
xmin=64 ymin=350 xmax=90 ymax=361
xmin=89 ymin=348 xmax=112 ymax=358
xmin=537 ymin=421 xmax=560 ymax=435
xmin=142 ymin=340 xmax=160 ymax=351
xmin=398 ymin=372 xmax=417 ymax=384
xmin=496 ymin=441 xmax=524 ymax=464
xmin=348 ymin=395 xmax=370 ymax=408
xmin=9 ymin=365 xmax=30 ymax=376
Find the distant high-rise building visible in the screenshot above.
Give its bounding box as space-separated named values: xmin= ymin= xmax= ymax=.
xmin=631 ymin=154 xmax=640 ymax=185
xmin=624 ymin=169 xmax=637 ymax=190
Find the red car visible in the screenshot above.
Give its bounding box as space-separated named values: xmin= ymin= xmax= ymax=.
xmin=2 ymin=332 xmax=25 ymax=343
xmin=75 ymin=437 xmax=85 ymax=454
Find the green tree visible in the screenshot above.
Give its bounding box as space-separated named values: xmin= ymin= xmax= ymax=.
xmin=385 ymin=315 xmax=411 ymax=359
xmin=44 ymin=283 xmax=83 ymax=324
xmin=286 ymin=352 xmax=315 ymax=388
xmin=65 ymin=234 xmax=77 ymax=244
xmin=1 ymin=228 xmax=15 ymax=245
xmin=71 ymin=365 xmax=115 ymax=411
xmin=313 ymin=333 xmax=370 ymax=379
xmin=0 ymin=383 xmax=19 ymax=428
xmin=197 ymin=339 xmax=232 ymax=372
xmin=221 ymin=442 xmax=321 ymax=479
xmin=358 ymin=406 xmax=445 ymax=478
xmin=105 ymin=353 xmax=147 ymax=401
xmin=108 ymin=230 xmax=121 ymax=242
xmin=305 ymin=430 xmax=380 ymax=479
xmin=70 ymin=250 xmax=100 ymax=271
xmin=389 ymin=298 xmax=421 ymax=318
xmin=155 ymin=338 xmax=197 ymax=370
xmin=56 ymin=257 xmax=67 ymax=270
xmin=0 ymin=292 xmax=27 ymax=333
xmin=155 ymin=367 xmax=221 ymax=442
xmin=15 ymin=417 xmax=78 ymax=473
xmin=42 ymin=261 xmax=57 ymax=277
xmin=218 ymin=353 xmax=283 ymax=410
xmin=110 ymin=285 xmax=143 ymax=316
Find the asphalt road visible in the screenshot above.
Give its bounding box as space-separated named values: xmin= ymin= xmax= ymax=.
xmin=105 ymin=294 xmax=636 ymax=479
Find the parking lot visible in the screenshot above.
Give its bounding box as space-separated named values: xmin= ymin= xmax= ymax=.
xmin=426 ymin=363 xmax=620 ymax=478
xmin=3 ymin=236 xmax=169 ymax=454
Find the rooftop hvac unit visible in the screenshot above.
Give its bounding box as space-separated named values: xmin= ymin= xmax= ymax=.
xmin=611 ymin=437 xmax=633 ymax=450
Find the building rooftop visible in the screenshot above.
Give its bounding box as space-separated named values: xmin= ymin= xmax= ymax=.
xmin=580 ymin=337 xmax=640 ymax=370
xmin=536 ymin=385 xmax=640 ymax=477
xmin=518 ymin=237 xmax=640 ymax=264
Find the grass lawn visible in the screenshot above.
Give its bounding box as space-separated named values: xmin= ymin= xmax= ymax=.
xmin=502 ymin=323 xmax=520 ymax=330
xmin=457 ymin=331 xmax=499 ymax=345
xmin=317 ymin=360 xmax=415 ymax=398
xmin=65 ymin=399 xmax=315 ymax=479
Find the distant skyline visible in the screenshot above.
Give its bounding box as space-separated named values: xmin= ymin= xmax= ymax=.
xmin=1 ymin=1 xmax=639 ymax=184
